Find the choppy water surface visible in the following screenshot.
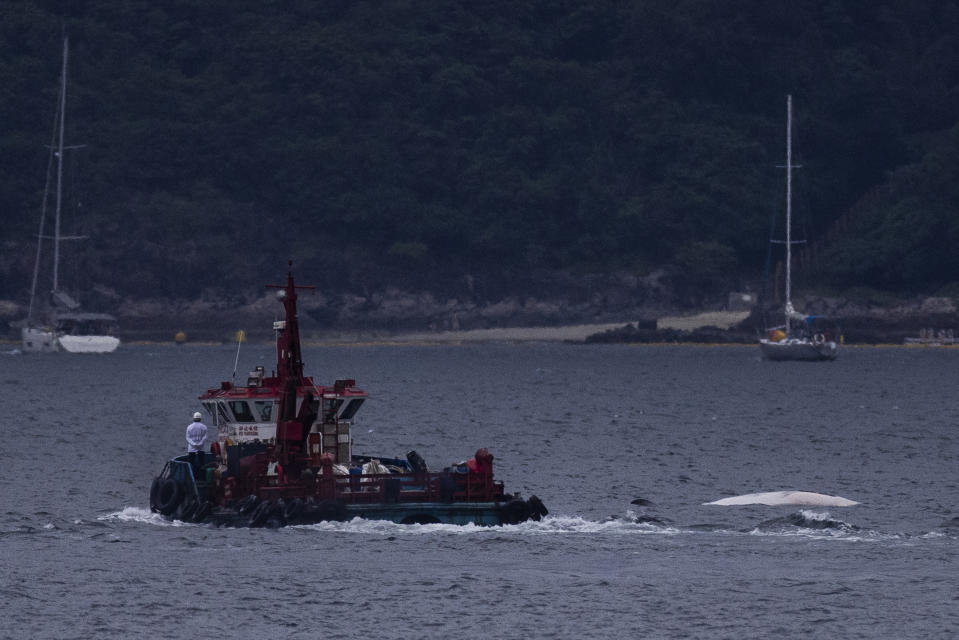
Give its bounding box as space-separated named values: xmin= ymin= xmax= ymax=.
xmin=3 ymin=343 xmax=958 ymax=638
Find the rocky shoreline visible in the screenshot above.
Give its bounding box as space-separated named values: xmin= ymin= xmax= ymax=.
xmin=584 ymin=302 xmax=959 ymax=345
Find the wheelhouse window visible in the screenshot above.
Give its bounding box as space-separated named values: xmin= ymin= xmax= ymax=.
xmin=254 ymin=400 xmax=274 ymax=422
xmin=201 ymin=402 xmax=215 ymax=425
xmin=229 ymin=400 xmax=255 ymax=423
xmin=216 ymin=402 xmax=231 ymax=424
xmin=340 ymin=398 xmax=364 ymax=420
xmin=323 ymin=398 xmax=343 ymax=422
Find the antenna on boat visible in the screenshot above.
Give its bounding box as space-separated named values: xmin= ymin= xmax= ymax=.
xmin=231 ymin=331 xmax=243 ymax=385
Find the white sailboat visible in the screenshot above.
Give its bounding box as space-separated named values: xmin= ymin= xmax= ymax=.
xmin=759 ymin=95 xmax=838 ymax=362
xmin=21 ymin=36 xmax=119 ymax=354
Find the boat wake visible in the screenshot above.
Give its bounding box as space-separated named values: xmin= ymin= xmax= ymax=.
xmin=105 ymin=506 xmax=193 ymax=526
xmin=113 ymin=506 xmax=682 ymax=535
xmin=751 ymin=509 xmax=861 ymax=537
xmin=291 ymin=513 xmax=687 ymax=536
xmin=108 ymin=506 xmax=927 ymax=543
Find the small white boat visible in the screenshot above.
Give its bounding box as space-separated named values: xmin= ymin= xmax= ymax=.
xmin=58 ymin=335 xmax=121 ymax=353
xmin=759 ymin=95 xmax=839 ymax=362
xmin=54 ymin=312 xmax=121 ymax=353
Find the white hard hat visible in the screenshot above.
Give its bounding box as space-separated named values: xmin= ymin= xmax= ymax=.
xmin=193 ymin=412 xmax=202 ymax=421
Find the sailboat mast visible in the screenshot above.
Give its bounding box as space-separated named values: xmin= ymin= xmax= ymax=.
xmin=52 ymin=36 xmax=68 ymax=294
xmin=784 ymin=94 xmax=793 ymax=331
xmin=26 ymin=97 xmax=60 ymax=324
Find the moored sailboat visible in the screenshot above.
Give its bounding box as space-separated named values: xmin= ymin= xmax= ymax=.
xmin=21 ymin=36 xmax=119 ymax=354
xmin=759 ymin=95 xmax=839 ymax=361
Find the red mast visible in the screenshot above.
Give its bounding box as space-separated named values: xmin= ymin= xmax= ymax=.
xmin=266 ymin=263 xmax=314 ymax=458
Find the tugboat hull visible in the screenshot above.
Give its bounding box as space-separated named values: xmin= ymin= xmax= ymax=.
xmin=196 ymin=497 xmax=546 ymax=528
xmin=150 ymin=455 xmax=548 ymax=527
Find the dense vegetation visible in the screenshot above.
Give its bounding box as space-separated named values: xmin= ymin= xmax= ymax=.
xmin=2 ymin=1 xmax=959 ymax=307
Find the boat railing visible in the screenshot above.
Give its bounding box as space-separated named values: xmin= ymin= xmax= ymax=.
xmin=166 ymin=456 xmax=205 ymax=503
xmin=306 ymin=469 xmax=502 ymax=504
xmin=231 ymin=458 xmax=505 ymax=506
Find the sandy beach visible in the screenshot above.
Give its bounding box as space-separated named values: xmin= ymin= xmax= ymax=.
xmin=304 ymin=321 xmax=631 ymax=345
xmin=305 ymin=311 xmax=752 ymax=345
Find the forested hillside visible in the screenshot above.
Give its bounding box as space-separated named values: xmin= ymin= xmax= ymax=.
xmin=2 ymin=1 xmax=958 ymax=311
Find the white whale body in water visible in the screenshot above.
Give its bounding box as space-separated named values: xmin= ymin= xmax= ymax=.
xmin=704 ymin=491 xmax=858 ymax=507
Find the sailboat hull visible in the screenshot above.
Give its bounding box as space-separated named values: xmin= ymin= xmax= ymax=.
xmin=21 ymin=327 xmax=59 ymax=353
xmin=58 ymin=335 xmax=120 ymax=353
xmin=759 ymin=338 xmax=837 ymax=361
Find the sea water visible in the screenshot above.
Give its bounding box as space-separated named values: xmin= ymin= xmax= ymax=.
xmin=2 ymin=343 xmax=958 ymax=639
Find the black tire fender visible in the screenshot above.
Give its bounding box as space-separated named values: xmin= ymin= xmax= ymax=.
xmin=236 ymin=494 xmax=259 ymax=515
xmin=193 ymin=500 xmax=212 ymax=523
xmin=176 ymin=497 xmax=197 ymax=522
xmin=248 ymin=500 xmax=272 ymax=527
xmin=155 ymin=478 xmax=182 ymax=516
xmin=149 ymin=477 xmax=162 ymax=512
xmin=501 ymin=498 xmax=530 ymax=525
xmin=283 ymin=498 xmax=304 ymax=523
xmin=527 ymin=495 xmax=548 ymax=521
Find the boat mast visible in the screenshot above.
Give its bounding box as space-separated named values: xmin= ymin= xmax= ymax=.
xmin=784 ymin=94 xmax=793 ymax=332
xmin=25 ymin=83 xmax=61 ymax=324
xmin=52 ymin=36 xmax=68 ymax=294
xmin=266 ymin=263 xmax=315 ymax=458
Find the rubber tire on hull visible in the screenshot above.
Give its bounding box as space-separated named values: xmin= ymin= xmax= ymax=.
xmin=266 ymin=500 xmax=287 ymax=528
xmin=149 ymin=477 xmax=162 ymax=512
xmin=155 ymin=478 xmax=182 ymax=516
xmin=527 ymin=495 xmax=548 ymax=521
xmin=236 ymin=495 xmax=259 ymax=515
xmin=283 ymin=498 xmax=304 ymax=523
xmin=176 ymin=497 xmax=198 ymax=522
xmin=248 ymin=500 xmax=273 ymax=527
xmin=193 ymin=500 xmax=212 ymax=523
xmin=501 ymin=499 xmax=530 ymax=525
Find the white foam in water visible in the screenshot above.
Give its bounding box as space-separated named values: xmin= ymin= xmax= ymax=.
xmin=295 ymin=516 xmax=550 ymax=536
xmin=290 ymin=514 xmax=682 ymax=536
xmin=102 ymin=506 xmax=189 ymax=526
xmin=798 ymin=509 xmax=834 ymax=522
xmin=749 ymin=514 xmax=855 ymax=540
xmin=102 ymin=507 xmax=917 ymax=542
xmin=99 ymin=509 xmax=694 ymax=536
xmin=704 ymin=490 xmax=859 ymax=507
xmin=741 ymin=509 xmax=905 ymax=542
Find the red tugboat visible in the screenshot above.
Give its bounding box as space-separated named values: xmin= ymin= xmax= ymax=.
xmin=149 ymin=267 xmax=547 ymax=527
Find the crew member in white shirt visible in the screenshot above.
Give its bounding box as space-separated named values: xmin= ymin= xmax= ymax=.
xmin=186 ymin=411 xmax=208 ymax=473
